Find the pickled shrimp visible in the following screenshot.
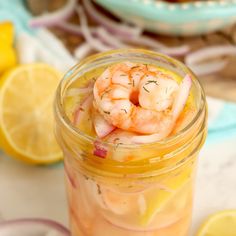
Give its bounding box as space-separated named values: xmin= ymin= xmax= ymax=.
xmin=93 ymin=62 xmax=192 ymax=142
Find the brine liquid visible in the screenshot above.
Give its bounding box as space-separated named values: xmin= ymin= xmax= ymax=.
xmin=65 ymin=156 xmax=195 ymax=236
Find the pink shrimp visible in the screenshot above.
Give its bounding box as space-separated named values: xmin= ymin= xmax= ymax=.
xmin=93 ymin=62 xmax=192 ymax=142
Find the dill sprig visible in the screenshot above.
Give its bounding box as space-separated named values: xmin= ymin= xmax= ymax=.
xmin=103 ymin=111 xmax=110 ymax=114
xmin=143 ymin=86 xmax=150 ymax=93
xmin=145 ymin=80 xmax=159 ymax=86
xmin=121 ymin=109 xmax=127 ymax=114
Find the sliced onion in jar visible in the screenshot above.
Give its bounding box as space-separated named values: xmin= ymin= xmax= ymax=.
xmin=93 ymin=141 xmax=107 ymax=158
xmin=116 ymin=34 xmax=190 ymax=56
xmin=29 ymin=0 xmax=77 ymax=28
xmin=73 ymin=94 xmax=93 ymax=125
xmin=66 ymin=86 xmax=93 ymax=97
xmin=172 ymin=74 xmax=192 ymax=119
xmin=0 ymin=218 xmax=70 ymax=236
xmin=92 ymin=108 xmax=116 ymax=138
xmin=67 ymin=79 xmax=95 ymax=98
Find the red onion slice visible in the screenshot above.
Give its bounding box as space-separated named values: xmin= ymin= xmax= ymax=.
xmin=0 ymin=218 xmax=70 ymax=236
xmin=184 ymin=45 xmax=236 ymax=76
xmin=92 ymin=108 xmax=116 ymax=138
xmin=29 ymin=0 xmax=77 ymax=28
xmin=189 ymin=60 xmax=228 ymax=76
xmin=159 ymin=45 xmax=190 ymax=57
xmin=76 ymin=5 xmax=112 ymax=52
xmin=172 ymin=74 xmax=192 ymax=119
xmin=185 ymin=45 xmax=236 ymax=65
xmin=96 ymin=27 xmax=128 ymax=48
xmin=130 ymin=131 xmax=171 ymax=144
xmin=93 ymin=141 xmax=107 ymax=158
xmin=66 ymin=86 xmax=93 ymax=97
xmin=56 ymin=21 xmax=98 ymax=36
xmin=82 ymin=0 xmax=142 ymax=38
xmin=73 ymin=94 xmax=93 ymax=125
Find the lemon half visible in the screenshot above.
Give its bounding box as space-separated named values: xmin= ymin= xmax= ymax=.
xmin=0 ymin=64 xmax=62 ymax=164
xmin=197 ymin=210 xmax=236 ymax=236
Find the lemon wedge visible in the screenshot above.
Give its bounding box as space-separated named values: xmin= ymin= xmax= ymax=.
xmin=0 ymin=63 xmax=62 ymax=164
xmin=140 ymin=166 xmax=192 ymax=226
xmin=196 ymin=210 xmax=236 ymax=236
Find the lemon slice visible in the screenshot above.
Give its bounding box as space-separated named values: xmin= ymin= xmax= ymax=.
xmin=0 ymin=64 xmax=62 ymax=164
xmin=140 ymin=166 xmax=192 ymax=226
xmin=196 ymin=210 xmax=236 ymax=236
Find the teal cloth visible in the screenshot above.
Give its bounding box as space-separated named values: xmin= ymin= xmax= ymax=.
xmin=208 ymin=101 xmax=236 ymax=143
xmin=0 ymin=0 xmax=34 ymax=34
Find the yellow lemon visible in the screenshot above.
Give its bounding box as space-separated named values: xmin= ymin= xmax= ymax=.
xmin=140 ymin=166 xmax=192 ymax=225
xmin=0 ymin=21 xmax=14 ymax=46
xmin=0 ymin=21 xmax=17 ymax=73
xmin=196 ymin=210 xmax=236 ymax=236
xmin=0 ymin=46 xmax=17 ymax=73
xmin=0 ymin=63 xmax=63 ymax=164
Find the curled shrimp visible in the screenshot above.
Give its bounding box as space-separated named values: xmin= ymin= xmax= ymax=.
xmin=93 ymin=62 xmax=192 ymax=142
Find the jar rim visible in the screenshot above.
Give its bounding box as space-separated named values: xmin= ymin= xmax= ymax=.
xmin=55 ymin=48 xmax=206 ymax=150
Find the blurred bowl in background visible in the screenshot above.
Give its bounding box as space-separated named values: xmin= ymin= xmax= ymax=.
xmin=94 ymin=0 xmax=236 ymax=36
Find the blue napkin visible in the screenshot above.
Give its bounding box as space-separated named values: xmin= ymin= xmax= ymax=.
xmin=0 ymin=0 xmax=33 ymax=34
xmin=207 ymin=97 xmax=236 ymax=143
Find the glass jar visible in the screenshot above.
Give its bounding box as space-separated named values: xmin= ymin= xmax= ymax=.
xmin=54 ymin=49 xmax=207 ymax=236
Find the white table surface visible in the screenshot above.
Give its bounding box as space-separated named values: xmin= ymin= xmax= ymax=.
xmin=0 ymin=138 xmax=236 ymax=235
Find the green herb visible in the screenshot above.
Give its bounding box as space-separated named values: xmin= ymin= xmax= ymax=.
xmin=120 ymin=74 xmax=127 ymax=77
xmin=101 ymin=89 xmax=111 ymax=99
xmin=115 ymin=142 xmax=123 ymax=149
xmin=145 ymin=80 xmax=158 ymax=85
xmin=144 ymin=64 xmax=148 ymax=70
xmin=131 ymin=66 xmax=139 ymax=69
xmin=113 ymin=138 xmax=120 ymax=143
xmin=83 ymin=175 xmax=89 ymax=180
xmin=103 ymin=111 xmax=110 ymax=114
xmin=121 ymin=109 xmax=127 ymax=114
xmin=79 ymin=107 xmax=85 ymax=111
xmin=143 ymin=86 xmax=150 ymax=93
xmin=97 ymin=184 xmax=101 ymax=194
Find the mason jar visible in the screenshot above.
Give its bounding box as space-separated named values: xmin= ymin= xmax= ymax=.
xmin=54 ymin=49 xmax=207 ymax=236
